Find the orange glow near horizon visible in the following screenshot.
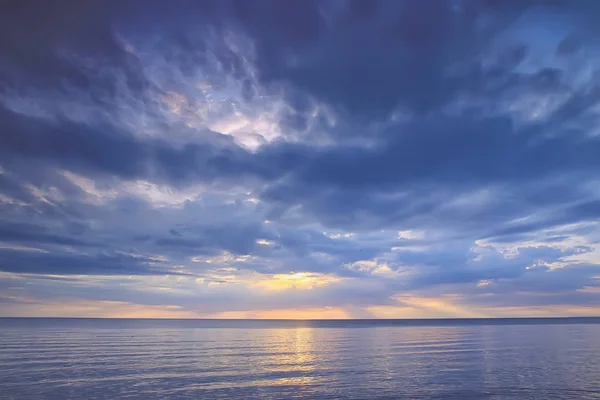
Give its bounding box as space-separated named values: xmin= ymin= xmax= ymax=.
xmin=1 ymin=294 xmax=599 ymax=319
xmin=206 ymin=307 xmax=351 ymax=320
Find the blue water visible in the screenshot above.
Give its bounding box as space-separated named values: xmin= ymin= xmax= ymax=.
xmin=1 ymin=318 xmax=600 ymax=399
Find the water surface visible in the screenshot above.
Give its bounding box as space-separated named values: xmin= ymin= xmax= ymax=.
xmin=1 ymin=318 xmax=599 ymax=399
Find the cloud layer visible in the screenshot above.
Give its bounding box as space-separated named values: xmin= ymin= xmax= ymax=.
xmin=1 ymin=0 xmax=599 ymax=318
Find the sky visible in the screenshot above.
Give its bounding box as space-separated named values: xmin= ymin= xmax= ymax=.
xmin=1 ymin=0 xmax=600 ymax=319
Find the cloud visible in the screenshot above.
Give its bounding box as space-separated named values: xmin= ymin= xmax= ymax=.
xmin=0 ymin=248 xmax=175 ymax=275
xmin=1 ymin=0 xmax=600 ymax=317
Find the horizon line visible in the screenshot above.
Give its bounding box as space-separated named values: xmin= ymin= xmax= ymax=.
xmin=1 ymin=316 xmax=599 ymax=321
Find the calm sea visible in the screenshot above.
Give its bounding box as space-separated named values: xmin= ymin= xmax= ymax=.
xmin=1 ymin=318 xmax=600 ymax=399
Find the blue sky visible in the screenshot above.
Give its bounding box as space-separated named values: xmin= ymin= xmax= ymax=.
xmin=1 ymin=0 xmax=600 ymax=318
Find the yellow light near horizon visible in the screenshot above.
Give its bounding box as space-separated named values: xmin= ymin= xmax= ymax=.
xmin=0 ymin=298 xmax=199 ymax=319
xmin=252 ymin=272 xmax=343 ymax=292
xmin=208 ymin=307 xmax=350 ymax=320
xmin=397 ymin=295 xmax=487 ymax=318
xmin=3 ymin=295 xmax=600 ymax=319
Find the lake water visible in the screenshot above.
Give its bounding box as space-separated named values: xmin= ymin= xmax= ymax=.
xmin=1 ymin=318 xmax=600 ymax=399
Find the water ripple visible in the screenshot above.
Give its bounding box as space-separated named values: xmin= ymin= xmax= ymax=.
xmin=1 ymin=319 xmax=600 ymax=399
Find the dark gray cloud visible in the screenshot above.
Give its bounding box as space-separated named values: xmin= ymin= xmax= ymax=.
xmin=0 ymin=222 xmax=93 ymax=247
xmin=405 ymin=244 xmax=590 ymax=289
xmin=0 ymin=248 xmax=176 ymax=276
xmin=234 ymin=0 xmax=515 ymax=116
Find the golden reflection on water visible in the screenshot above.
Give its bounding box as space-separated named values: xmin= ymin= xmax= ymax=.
xmin=254 ymin=327 xmax=318 ymax=388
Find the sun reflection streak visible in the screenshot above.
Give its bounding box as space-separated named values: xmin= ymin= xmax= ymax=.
xmin=254 ymin=328 xmax=318 ymax=389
